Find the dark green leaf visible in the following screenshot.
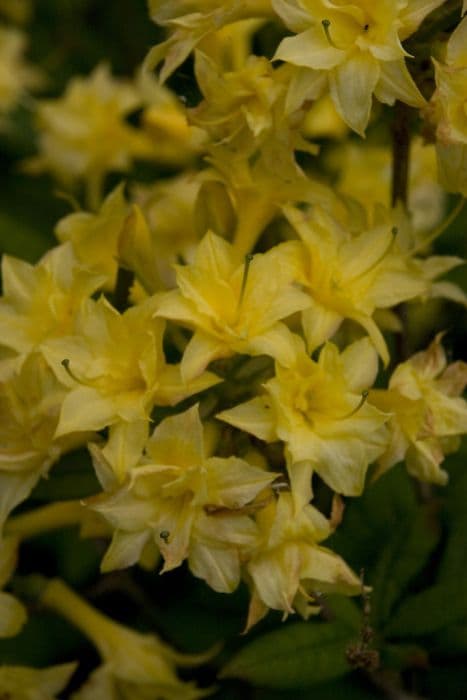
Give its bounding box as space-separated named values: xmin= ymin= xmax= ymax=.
xmin=370 ymin=503 xmax=440 ymax=627
xmin=384 ymin=579 xmax=467 ymax=638
xmin=329 ymin=465 xmax=416 ymax=575
xmin=380 ymin=643 xmax=428 ymax=671
xmin=220 ymin=607 xmax=360 ymax=689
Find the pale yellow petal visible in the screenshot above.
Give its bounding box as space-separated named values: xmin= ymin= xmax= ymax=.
xmin=101 ymin=530 xmax=151 ymax=573
xmin=274 ymin=27 xmax=345 ymax=70
xmin=181 ymin=331 xmax=228 ymax=381
xmin=216 ymin=397 xmax=276 ymax=441
xmin=329 ymin=53 xmax=380 ymax=136
xmin=375 ymin=60 xmax=425 ymax=107
xmin=147 ymin=404 xmax=205 ymax=468
xmin=0 ymin=591 xmax=27 ymax=638
xmin=189 ymin=542 xmax=240 ymax=593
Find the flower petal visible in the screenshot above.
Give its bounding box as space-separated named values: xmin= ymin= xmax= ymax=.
xmin=329 ymin=52 xmax=380 ymax=136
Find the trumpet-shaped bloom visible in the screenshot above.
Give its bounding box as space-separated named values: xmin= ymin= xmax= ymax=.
xmin=155 ymin=231 xmax=311 ymax=380
xmin=0 ymin=354 xmax=91 ymax=531
xmin=0 ymin=242 xmax=104 ymax=371
xmin=0 ymin=26 xmax=41 ymax=119
xmin=89 ymin=405 xmax=275 ymax=592
xmin=245 ymin=493 xmax=360 ymax=627
xmin=191 ymin=52 xmax=283 ymax=151
xmin=273 ymin=0 xmax=441 ymax=134
xmin=282 ymin=205 xmax=428 ymax=364
xmin=26 ymin=64 xmax=154 ymax=206
xmin=371 ymin=335 xmax=467 ymax=484
xmin=146 ymin=1 xmax=274 ymax=82
xmin=327 ymin=138 xmax=446 ymax=233
xmin=0 ymin=535 xmax=26 ymax=638
xmin=218 ymin=337 xmax=389 ymax=503
xmin=0 ymin=663 xmax=77 ymax=700
xmin=42 ymin=297 xmax=219 ymax=436
xmin=55 ymin=184 xmax=129 ymax=290
xmin=42 ymin=578 xmax=207 ymax=700
xmin=431 ymin=16 xmax=467 ymax=195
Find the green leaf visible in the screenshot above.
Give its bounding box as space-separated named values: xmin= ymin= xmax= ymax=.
xmin=380 ymin=642 xmax=428 ymax=671
xmin=253 ymin=676 xmax=378 ymax=699
xmin=369 ymin=503 xmax=440 ymax=627
xmin=329 ymin=465 xmax=417 ymax=575
xmin=384 ymin=579 xmax=467 ymax=638
xmin=220 ymin=602 xmax=360 ymax=690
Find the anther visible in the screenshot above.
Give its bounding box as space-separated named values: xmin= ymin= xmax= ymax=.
xmin=321 ymin=19 xmax=337 ymax=48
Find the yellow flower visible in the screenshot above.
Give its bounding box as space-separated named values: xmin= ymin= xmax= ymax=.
xmin=273 ymin=0 xmax=441 ymax=134
xmin=371 ymin=335 xmax=467 ymax=484
xmin=282 ymin=205 xmax=428 ymax=364
xmin=327 ymin=138 xmax=446 ymax=233
xmin=0 ymin=354 xmax=91 ymax=531
xmin=89 ymin=405 xmax=274 ymax=592
xmin=206 ymin=145 xmax=334 ymax=256
xmin=431 ymin=16 xmax=467 ymax=195
xmin=146 ymin=0 xmax=274 ymax=82
xmin=41 ymin=578 xmax=208 ymax=700
xmin=191 ymin=51 xmax=283 ymax=150
xmin=0 ymin=663 xmax=77 ymax=700
xmin=218 ymin=337 xmax=389 ymax=503
xmin=55 ymin=184 xmax=129 ymax=290
xmin=155 ymin=231 xmax=310 ymax=380
xmin=42 ymin=297 xmax=220 ymax=436
xmin=27 ymin=64 xmax=154 ymax=208
xmin=137 ymin=68 xmax=206 ymax=164
xmin=0 ymin=242 xmax=104 ymax=371
xmin=0 ymin=26 xmax=41 ymax=119
xmin=0 ymin=535 xmax=26 ymax=638
xmin=245 ymin=493 xmax=360 ymax=627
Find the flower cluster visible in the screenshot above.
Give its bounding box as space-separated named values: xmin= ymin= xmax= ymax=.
xmin=1 ymin=1 xmax=467 ymax=697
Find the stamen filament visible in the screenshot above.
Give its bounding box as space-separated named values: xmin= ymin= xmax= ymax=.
xmin=61 ymin=358 xmax=86 ymax=385
xmin=237 ymin=253 xmax=254 ymax=311
xmin=340 ymin=391 xmax=369 ymax=419
xmin=322 ymin=19 xmax=337 ymax=48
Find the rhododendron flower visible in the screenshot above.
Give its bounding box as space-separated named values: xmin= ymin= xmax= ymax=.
xmin=41 ymin=578 xmax=208 ymax=700
xmin=0 ymin=26 xmax=41 ymax=120
xmin=0 ymin=354 xmax=91 ymax=531
xmin=218 ymin=337 xmax=389 ymax=503
xmin=156 ymin=231 xmax=310 ymax=379
xmin=273 ymin=0 xmax=442 ymax=134
xmin=431 ymin=16 xmax=467 ymax=195
xmin=146 ymin=0 xmax=274 ymax=82
xmin=371 ymin=335 xmax=467 ymax=484
xmin=245 ymin=493 xmax=361 ymax=628
xmin=89 ymin=405 xmax=275 ymax=591
xmin=0 ymin=663 xmax=77 ymax=700
xmin=0 ymin=243 xmax=104 ymax=373
xmin=42 ymin=297 xmax=219 ymax=436
xmin=0 ymin=535 xmax=26 ymax=638
xmin=55 ymin=184 xmax=129 ymax=290
xmin=281 ymin=205 xmax=428 ymax=364
xmin=26 ymin=64 xmax=154 ymax=208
